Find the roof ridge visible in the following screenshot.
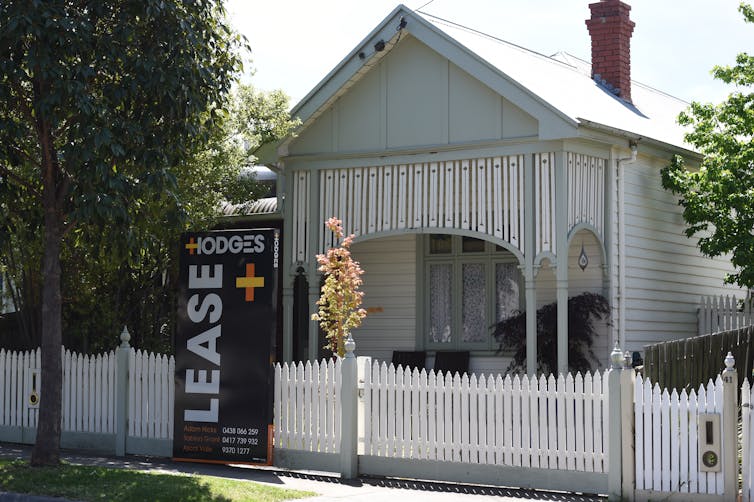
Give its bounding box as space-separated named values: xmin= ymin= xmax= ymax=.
xmin=417 ymin=11 xmax=583 ymax=72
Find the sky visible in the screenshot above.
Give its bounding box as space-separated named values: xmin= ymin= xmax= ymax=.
xmin=225 ymin=0 xmax=753 ymax=108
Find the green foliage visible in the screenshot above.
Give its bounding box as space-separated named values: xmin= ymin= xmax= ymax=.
xmin=0 ymin=460 xmax=315 ymax=502
xmin=493 ymin=292 xmax=610 ymax=375
xmin=312 ymin=218 xmax=367 ymax=358
xmin=661 ymin=3 xmax=754 ymax=288
xmin=0 ymin=18 xmax=296 ymax=351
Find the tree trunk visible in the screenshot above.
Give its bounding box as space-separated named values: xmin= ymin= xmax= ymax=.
xmin=30 ymin=123 xmax=63 ymax=466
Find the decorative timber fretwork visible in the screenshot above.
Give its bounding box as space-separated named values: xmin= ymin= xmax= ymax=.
xmin=567 ymin=153 xmax=606 ymax=240
xmin=289 ymin=151 xmax=607 ymax=267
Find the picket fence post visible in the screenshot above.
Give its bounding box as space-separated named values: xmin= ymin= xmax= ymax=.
xmin=722 ymin=352 xmax=737 ymax=499
xmin=620 ymin=350 xmax=636 ymax=499
xmin=340 ymin=334 xmax=358 ymax=479
xmin=114 ymin=326 xmax=131 ymax=456
xmin=608 ymin=344 xmax=635 ymax=501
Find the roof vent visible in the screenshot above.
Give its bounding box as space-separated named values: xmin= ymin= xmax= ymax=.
xmin=585 ymin=0 xmax=635 ymax=103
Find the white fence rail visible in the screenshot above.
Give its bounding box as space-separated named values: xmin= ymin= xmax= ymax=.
xmin=699 ymin=293 xmax=754 ymax=336
xmin=362 ymin=361 xmax=607 ymax=471
xmin=634 ymin=375 xmax=724 ymax=495
xmin=273 ymin=358 xmax=341 ymax=453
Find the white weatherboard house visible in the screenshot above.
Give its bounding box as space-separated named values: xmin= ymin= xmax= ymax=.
xmin=271 ymin=1 xmax=742 ymax=375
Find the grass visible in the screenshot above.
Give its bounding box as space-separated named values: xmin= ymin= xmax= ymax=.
xmin=0 ymin=459 xmax=317 ymax=502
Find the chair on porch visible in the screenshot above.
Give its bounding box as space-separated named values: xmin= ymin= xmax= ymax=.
xmin=391 ymin=350 xmax=426 ymax=372
xmin=433 ymin=351 xmax=470 ymax=377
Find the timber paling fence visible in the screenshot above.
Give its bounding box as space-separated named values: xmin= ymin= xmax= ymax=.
xmin=643 ymin=324 xmax=754 ymax=391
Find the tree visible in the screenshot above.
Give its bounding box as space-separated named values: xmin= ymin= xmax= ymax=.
xmin=0 ymin=82 xmax=297 ymax=355
xmin=312 ymin=218 xmax=367 ymax=358
xmin=661 ymin=3 xmax=754 ymax=288
xmin=0 ymin=0 xmax=242 ymax=465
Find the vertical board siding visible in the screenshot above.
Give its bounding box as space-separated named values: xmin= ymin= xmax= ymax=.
xmin=273 ymin=359 xmax=342 ymax=453
xmin=634 ymin=374 xmax=725 ymax=495
xmin=128 ymin=349 xmax=174 ymax=439
xmin=314 ymin=155 xmax=526 ymax=256
xmin=567 ymin=153 xmax=605 ymax=239
xmin=360 ymin=361 xmax=607 ymax=470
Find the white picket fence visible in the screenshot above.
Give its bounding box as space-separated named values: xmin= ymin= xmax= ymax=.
xmin=128 ymin=349 xmax=174 ymax=439
xmin=634 ymin=375 xmax=725 ymax=495
xmin=0 ymin=348 xmax=41 ymax=429
xmin=273 ymin=358 xmax=341 ymax=452
xmin=0 ymin=347 xmax=173 ymax=440
xmin=698 ymin=293 xmax=754 ymax=336
xmin=361 ymin=361 xmax=608 ymax=471
xmin=62 ymin=348 xmax=116 ymax=433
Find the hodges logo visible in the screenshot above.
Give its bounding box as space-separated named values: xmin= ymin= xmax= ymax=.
xmin=185 ymin=234 xmax=265 ymax=256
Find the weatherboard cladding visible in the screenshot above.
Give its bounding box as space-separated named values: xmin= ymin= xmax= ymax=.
xmin=621 ymin=156 xmax=745 ymax=352
xmin=350 ymin=235 xmax=417 ymax=363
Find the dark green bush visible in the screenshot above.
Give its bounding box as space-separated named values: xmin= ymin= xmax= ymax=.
xmin=493 ymin=292 xmax=610 ymax=375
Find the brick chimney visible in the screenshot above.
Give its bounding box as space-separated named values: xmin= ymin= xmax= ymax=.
xmin=585 ymin=0 xmax=635 ymax=103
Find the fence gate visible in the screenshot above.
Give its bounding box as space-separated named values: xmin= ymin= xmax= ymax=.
xmin=358 ymin=361 xmax=609 ymax=493
xmin=634 ymin=357 xmax=738 ymax=501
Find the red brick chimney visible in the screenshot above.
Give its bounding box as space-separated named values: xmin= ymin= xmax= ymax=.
xmin=585 ymin=0 xmax=635 ymax=103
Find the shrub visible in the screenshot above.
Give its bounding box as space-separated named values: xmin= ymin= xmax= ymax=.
xmin=493 ymin=292 xmax=610 ymax=374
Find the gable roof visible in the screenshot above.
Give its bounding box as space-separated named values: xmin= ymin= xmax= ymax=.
xmin=284 ymin=4 xmax=691 ymax=156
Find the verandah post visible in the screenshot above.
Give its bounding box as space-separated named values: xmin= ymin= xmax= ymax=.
xmin=340 ymin=334 xmax=358 ymax=479
xmin=722 ymin=352 xmax=737 ymax=499
xmin=114 ymin=326 xmax=131 ymax=456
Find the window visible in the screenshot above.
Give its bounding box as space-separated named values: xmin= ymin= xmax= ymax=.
xmin=424 ymin=234 xmax=521 ymax=350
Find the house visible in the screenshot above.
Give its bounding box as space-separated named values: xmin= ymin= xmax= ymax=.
xmin=268 ymin=1 xmax=743 ymax=375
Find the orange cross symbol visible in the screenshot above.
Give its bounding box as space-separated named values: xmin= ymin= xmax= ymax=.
xmin=236 ymin=263 xmax=264 ymax=302
xmin=185 ymin=237 xmax=198 ymax=255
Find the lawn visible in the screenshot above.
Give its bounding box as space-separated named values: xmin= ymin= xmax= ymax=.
xmin=0 ymin=460 xmax=316 ymax=502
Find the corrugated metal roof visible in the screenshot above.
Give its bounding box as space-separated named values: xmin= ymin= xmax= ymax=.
xmin=219 ymin=197 xmax=278 ymax=217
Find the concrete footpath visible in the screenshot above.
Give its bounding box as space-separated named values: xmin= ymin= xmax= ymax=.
xmin=0 ymin=443 xmax=605 ymax=501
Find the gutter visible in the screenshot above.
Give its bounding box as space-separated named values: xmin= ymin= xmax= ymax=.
xmin=578 ymin=118 xmax=700 ymax=161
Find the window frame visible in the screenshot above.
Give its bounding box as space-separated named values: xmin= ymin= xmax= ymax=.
xmin=421 ymin=234 xmax=521 ymax=352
